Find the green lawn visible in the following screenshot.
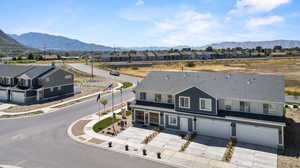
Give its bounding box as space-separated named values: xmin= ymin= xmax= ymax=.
xmin=93 ymin=117 xmax=121 ymax=133
xmin=118 ymin=82 xmax=133 ymax=90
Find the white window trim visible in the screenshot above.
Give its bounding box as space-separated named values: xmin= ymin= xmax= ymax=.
xmin=179 ymin=96 xmax=190 ymax=109
xmin=169 ymin=115 xmax=177 ymax=126
xmin=199 ymin=98 xmax=212 ymax=111
xmin=139 ymin=92 xmax=146 ymax=100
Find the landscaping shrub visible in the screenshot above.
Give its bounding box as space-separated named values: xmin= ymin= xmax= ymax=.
xmin=223 ymin=138 xmax=237 ymax=162
xmin=131 ymin=67 xmax=139 ymax=70
xmin=142 ymin=127 xmax=161 ymax=144
xmin=93 ymin=117 xmax=120 ymax=133
xmin=184 ymin=61 xmax=195 ymax=67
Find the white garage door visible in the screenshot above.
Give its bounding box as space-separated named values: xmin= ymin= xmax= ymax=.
xmin=236 ymin=123 xmax=278 ymax=148
xmin=0 ymin=90 xmax=8 ymax=101
xmin=11 ymin=92 xmax=25 ymax=104
xmin=197 ymin=118 xmax=231 ymax=139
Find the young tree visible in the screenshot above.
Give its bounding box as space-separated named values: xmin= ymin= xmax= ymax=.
xmin=206 ymin=46 xmax=213 ymax=52
xmin=100 ymin=99 xmax=108 ymax=120
xmin=27 ymin=53 xmax=34 ymax=60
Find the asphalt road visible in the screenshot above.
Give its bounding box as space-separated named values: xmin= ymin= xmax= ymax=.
xmin=0 ymin=65 xmax=172 ymax=168
xmin=68 ymin=63 xmax=142 ymax=83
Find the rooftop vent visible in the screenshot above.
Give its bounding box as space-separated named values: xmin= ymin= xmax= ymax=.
xmin=164 ymin=75 xmax=170 ymax=80
xmin=247 ymin=80 xmax=252 ymax=85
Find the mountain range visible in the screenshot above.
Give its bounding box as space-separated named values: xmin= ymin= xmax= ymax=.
xmin=10 ymin=32 xmax=112 ymax=52
xmin=1 ymin=29 xmax=300 ymax=52
xmin=200 ymin=40 xmax=300 ymax=49
xmin=0 ymin=29 xmax=32 ymax=55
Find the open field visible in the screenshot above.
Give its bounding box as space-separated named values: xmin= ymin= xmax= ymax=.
xmin=98 ymin=58 xmax=300 ymax=95
xmin=2 ymin=65 xmax=115 ymax=113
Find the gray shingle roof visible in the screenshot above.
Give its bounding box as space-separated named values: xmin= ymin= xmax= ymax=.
xmin=0 ymin=64 xmax=54 ymax=78
xmin=0 ymin=64 xmax=33 ymax=77
xmin=135 ymin=71 xmax=285 ymax=103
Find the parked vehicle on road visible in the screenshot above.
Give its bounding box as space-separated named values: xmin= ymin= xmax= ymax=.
xmin=109 ymin=70 xmax=120 ymax=76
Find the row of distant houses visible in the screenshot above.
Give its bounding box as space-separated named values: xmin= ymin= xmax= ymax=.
xmin=98 ymin=50 xmax=300 ymax=62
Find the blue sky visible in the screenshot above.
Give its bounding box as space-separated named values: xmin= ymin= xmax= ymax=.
xmin=0 ymin=0 xmax=299 ymax=47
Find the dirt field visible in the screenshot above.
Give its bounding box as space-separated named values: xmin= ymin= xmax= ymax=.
xmin=278 ymin=108 xmax=300 ymax=168
xmin=3 ymin=65 xmax=115 ymax=113
xmin=99 ymin=58 xmax=300 ymax=94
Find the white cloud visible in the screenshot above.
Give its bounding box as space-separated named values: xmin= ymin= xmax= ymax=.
xmin=230 ymin=0 xmax=291 ymax=14
xmin=246 ymin=15 xmax=284 ymax=28
xmin=135 ymin=0 xmax=144 ymax=6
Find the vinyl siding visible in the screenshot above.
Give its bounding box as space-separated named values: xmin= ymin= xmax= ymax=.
xmin=135 ymin=91 xmax=174 ymax=104
xmin=175 ymin=87 xmax=217 ymax=115
xmin=218 ymin=99 xmax=283 ymax=116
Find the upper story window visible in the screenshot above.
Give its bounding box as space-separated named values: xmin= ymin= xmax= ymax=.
xmin=140 ymin=92 xmax=146 ymax=100
xmin=263 ymin=104 xmax=275 ymax=114
xmin=199 ymin=98 xmax=212 ymax=111
xmin=167 ymin=95 xmax=173 ymax=104
xmin=65 ymin=75 xmax=72 ymax=79
xmin=155 ymin=94 xmax=162 ymax=103
xmin=240 ymin=101 xmax=250 ymax=112
xmin=179 ymin=96 xmax=190 ymax=108
xmin=225 ymin=100 xmax=232 ymax=111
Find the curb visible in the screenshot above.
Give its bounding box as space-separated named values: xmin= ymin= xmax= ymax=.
xmin=0 ymin=165 xmax=22 ymax=168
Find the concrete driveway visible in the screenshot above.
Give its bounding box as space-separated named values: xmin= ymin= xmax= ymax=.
xmin=147 ymin=130 xmax=187 ymax=152
xmin=184 ymin=135 xmax=228 ymax=161
xmin=113 ymin=126 xmax=155 ymax=144
xmin=231 ymin=143 xmax=277 ymax=168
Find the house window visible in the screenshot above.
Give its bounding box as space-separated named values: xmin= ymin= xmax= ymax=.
xmin=240 ymin=101 xmax=250 ymax=112
xmin=139 ymin=92 xmax=146 ymax=100
xmin=263 ymin=104 xmax=274 ymax=114
xmin=65 ymin=75 xmax=72 ymax=79
xmin=155 ymin=94 xmax=162 ymax=103
xmin=46 ymin=77 xmax=50 ymax=82
xmin=179 ymin=96 xmax=190 ymax=108
xmin=225 ymin=100 xmax=232 ymax=111
xmin=169 ymin=115 xmax=177 ymax=126
xmin=167 ymin=95 xmax=173 ymax=104
xmin=199 ymin=98 xmax=212 ymax=111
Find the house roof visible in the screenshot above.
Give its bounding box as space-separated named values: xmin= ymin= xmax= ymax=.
xmin=0 ymin=64 xmax=33 ymax=77
xmin=0 ymin=64 xmax=54 ymax=79
xmin=135 ymin=71 xmax=285 ymax=103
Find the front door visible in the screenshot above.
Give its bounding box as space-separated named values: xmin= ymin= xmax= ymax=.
xmin=180 ymin=117 xmax=189 ymax=132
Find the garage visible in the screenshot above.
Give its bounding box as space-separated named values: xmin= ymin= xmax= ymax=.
xmin=11 ymin=91 xmax=25 ymax=104
xmin=236 ymin=123 xmax=279 ymax=148
xmin=0 ymin=90 xmax=8 ymax=101
xmin=196 ymin=118 xmax=231 ymax=139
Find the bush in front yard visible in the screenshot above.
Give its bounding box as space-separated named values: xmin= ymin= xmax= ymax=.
xmin=93 ymin=117 xmax=120 ymax=133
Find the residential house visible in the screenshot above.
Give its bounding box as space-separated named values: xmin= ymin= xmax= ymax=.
xmin=131 ymin=71 xmax=285 ymax=149
xmin=0 ymin=64 xmax=74 ymax=104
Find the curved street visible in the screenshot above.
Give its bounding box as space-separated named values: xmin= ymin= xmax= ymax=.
xmin=0 ymin=64 xmax=173 ymax=168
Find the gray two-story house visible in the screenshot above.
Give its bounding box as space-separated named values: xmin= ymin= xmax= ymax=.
xmin=131 ymin=71 xmax=285 ymax=149
xmin=0 ymin=64 xmax=74 ymax=104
